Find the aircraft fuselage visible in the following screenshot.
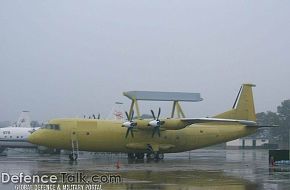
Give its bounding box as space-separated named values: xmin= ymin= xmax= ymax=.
xmin=0 ymin=127 xmax=38 ymax=149
xmin=28 ymin=119 xmax=257 ymax=153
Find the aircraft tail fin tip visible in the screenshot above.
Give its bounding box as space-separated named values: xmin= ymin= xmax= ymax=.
xmin=215 ymin=84 xmax=256 ymax=121
xmin=16 ymin=111 xmax=31 ymax=128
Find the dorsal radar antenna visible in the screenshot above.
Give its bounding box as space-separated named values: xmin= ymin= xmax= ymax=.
xmin=123 ymin=91 xmax=203 ymax=119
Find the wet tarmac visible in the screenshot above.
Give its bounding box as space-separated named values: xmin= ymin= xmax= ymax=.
xmin=0 ymin=149 xmax=290 ymax=190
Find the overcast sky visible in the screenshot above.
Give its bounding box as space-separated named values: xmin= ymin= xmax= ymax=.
xmin=0 ymin=0 xmax=290 ymax=122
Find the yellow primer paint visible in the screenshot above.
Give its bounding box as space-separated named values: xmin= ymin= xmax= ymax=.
xmin=29 ymin=119 xmax=257 ymax=153
xmin=28 ymin=84 xmax=258 ymax=153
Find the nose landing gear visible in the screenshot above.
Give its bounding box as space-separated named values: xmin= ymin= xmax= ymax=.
xmin=69 ymin=152 xmax=78 ymax=161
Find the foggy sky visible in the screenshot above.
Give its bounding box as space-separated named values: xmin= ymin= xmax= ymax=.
xmin=0 ymin=0 xmax=290 ymax=122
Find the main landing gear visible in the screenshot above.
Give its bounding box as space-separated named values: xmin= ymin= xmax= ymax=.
xmin=127 ymin=152 xmax=164 ymax=161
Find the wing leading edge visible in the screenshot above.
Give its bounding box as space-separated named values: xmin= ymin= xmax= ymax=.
xmin=180 ymin=118 xmax=278 ymax=128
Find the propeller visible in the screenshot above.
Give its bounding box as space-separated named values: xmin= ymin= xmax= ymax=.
xmin=122 ymin=110 xmax=137 ymax=138
xmin=148 ymin=108 xmax=165 ymax=137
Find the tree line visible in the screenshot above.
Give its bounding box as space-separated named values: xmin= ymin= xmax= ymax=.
xmin=256 ymin=100 xmax=290 ymax=147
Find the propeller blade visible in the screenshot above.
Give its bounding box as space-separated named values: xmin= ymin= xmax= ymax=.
xmin=97 ymin=113 xmax=100 ymax=119
xmin=92 ymin=114 xmax=96 ymax=119
xmin=157 ymin=107 xmax=161 ymax=119
xmin=125 ymin=128 xmax=130 ymax=138
xmin=125 ymin=112 xmax=130 ymax=121
xmin=130 ymin=129 xmax=134 ymax=138
xmin=152 ymin=128 xmax=156 ymax=138
xmin=151 ymin=110 xmax=156 ymax=120
xmin=157 ymin=127 xmax=161 ymax=137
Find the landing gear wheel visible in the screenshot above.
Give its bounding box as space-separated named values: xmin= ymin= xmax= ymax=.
xmin=157 ymin=153 xmax=164 ymax=160
xmin=147 ymin=153 xmax=155 ymax=160
xmin=135 ymin=153 xmax=145 ymax=160
xmin=151 ymin=152 xmax=164 ymax=160
xmin=69 ymin=153 xmax=78 ymax=161
xmin=128 ymin=153 xmax=135 ymax=160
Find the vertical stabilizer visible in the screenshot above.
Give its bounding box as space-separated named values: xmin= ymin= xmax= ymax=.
xmin=214 ymin=84 xmax=256 ymax=121
xmin=16 ymin=111 xmax=31 ymax=128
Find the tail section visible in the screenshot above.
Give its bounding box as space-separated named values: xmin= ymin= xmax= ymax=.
xmin=214 ymin=84 xmax=256 ymax=121
xmin=16 ymin=111 xmax=31 ymax=128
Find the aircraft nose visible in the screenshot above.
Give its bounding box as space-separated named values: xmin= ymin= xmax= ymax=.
xmin=28 ymin=131 xmax=43 ymax=145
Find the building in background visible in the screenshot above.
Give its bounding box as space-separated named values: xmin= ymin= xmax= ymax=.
xmin=226 ymin=138 xmax=272 ymax=149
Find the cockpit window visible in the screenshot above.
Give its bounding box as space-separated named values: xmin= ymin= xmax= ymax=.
xmin=42 ymin=124 xmax=60 ymax=130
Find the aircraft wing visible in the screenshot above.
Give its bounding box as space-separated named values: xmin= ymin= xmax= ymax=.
xmin=180 ymin=118 xmax=257 ymax=126
xmin=252 ymin=125 xmax=279 ymax=128
xmin=180 ymin=118 xmax=278 ymax=128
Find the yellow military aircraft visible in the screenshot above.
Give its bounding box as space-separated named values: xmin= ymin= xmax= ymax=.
xmin=28 ymin=84 xmax=274 ymax=161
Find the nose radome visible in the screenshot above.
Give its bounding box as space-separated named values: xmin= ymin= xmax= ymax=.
xmin=28 ymin=131 xmax=41 ymax=145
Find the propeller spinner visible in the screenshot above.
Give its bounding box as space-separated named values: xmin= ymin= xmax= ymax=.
xmin=148 ymin=108 xmax=165 ymax=137
xmin=122 ymin=111 xmax=137 ymax=138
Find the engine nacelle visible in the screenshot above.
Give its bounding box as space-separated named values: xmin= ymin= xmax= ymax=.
xmin=160 ymin=119 xmax=187 ymax=130
xmin=133 ymin=119 xmax=187 ymax=130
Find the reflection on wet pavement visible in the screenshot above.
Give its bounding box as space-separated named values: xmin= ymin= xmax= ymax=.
xmin=0 ymin=149 xmax=289 ymax=190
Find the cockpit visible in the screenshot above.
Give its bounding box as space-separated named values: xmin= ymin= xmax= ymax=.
xmin=41 ymin=124 xmax=60 ymax=130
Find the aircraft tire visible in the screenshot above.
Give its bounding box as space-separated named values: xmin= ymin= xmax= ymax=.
xmin=158 ymin=153 xmax=164 ymax=160
xmin=135 ymin=153 xmax=145 ymax=160
xmin=128 ymin=153 xmax=135 ymax=160
xmin=152 ymin=152 xmax=164 ymax=160
xmin=147 ymin=153 xmax=155 ymax=160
